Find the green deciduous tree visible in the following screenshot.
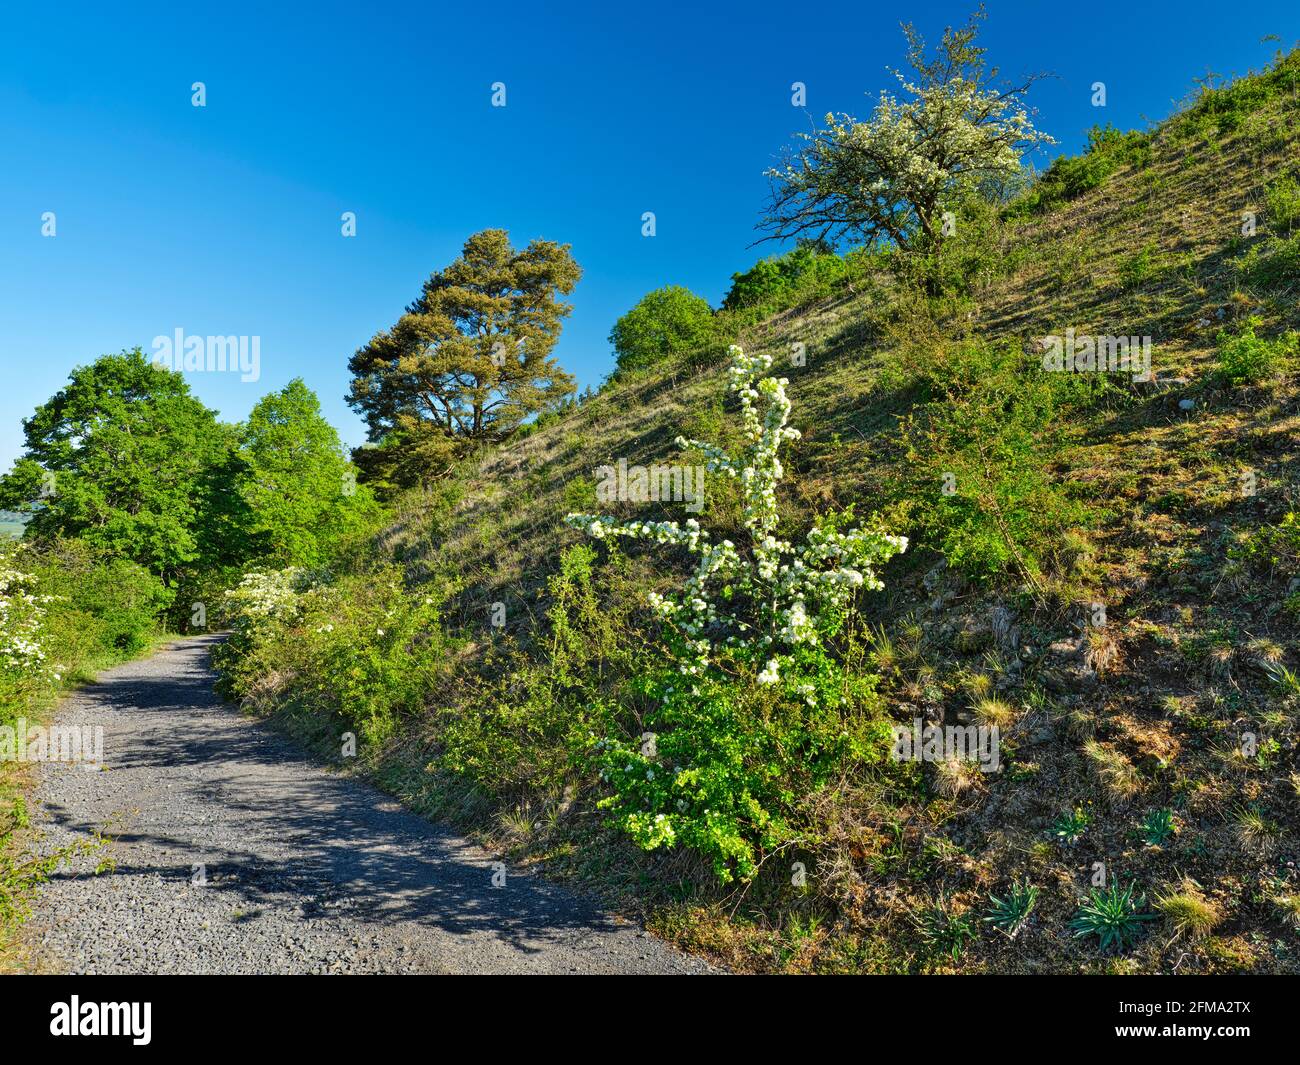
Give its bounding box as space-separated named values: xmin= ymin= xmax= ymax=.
xmin=238 ymin=379 xmax=377 ymax=567
xmin=0 ymin=350 xmax=240 ymax=584
xmin=760 ymin=6 xmax=1052 ymax=252
xmin=609 ymin=285 xmax=717 ymax=373
xmin=347 ymin=229 xmax=581 ymax=488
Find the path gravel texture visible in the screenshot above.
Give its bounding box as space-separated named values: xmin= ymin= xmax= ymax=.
xmin=27 ymin=635 xmax=713 ymax=974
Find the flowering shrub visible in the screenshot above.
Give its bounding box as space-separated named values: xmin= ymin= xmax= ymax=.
xmin=215 ymin=565 xmax=452 ymax=751
xmin=566 ymin=346 xmax=906 ymax=880
xmin=0 ymin=543 xmax=54 ymax=710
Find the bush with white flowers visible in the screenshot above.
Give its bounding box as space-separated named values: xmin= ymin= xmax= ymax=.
xmin=0 ymin=542 xmax=54 ymax=706
xmin=568 ymin=346 xmax=906 ymax=690
xmin=566 ymin=346 xmax=906 ymax=881
xmin=221 ymin=568 xmax=317 ymax=632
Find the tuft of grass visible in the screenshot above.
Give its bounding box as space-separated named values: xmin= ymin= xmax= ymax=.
xmin=933 ymin=756 xmax=985 ymax=799
xmin=1232 ymin=804 xmax=1280 ymax=855
xmin=1271 ymin=892 xmax=1300 ymax=931
xmin=974 ymin=697 xmax=1016 ymax=728
xmin=1084 ymin=740 xmax=1141 ymax=798
xmin=1260 ymin=660 xmax=1300 ymax=697
xmin=1155 ymin=878 xmax=1222 ymax=940
xmin=962 ymin=671 xmax=994 ymax=700
xmin=1069 ymin=881 xmax=1155 ymax=952
xmin=983 ymin=878 xmax=1038 ymax=938
xmin=914 ymin=898 xmax=976 ymax=961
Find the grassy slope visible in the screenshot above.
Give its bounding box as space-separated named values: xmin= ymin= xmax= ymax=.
xmin=302 ymin=59 xmax=1300 ymax=973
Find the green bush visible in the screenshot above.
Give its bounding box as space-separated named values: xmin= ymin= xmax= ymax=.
xmin=1013 ymin=125 xmax=1152 ymax=216
xmin=609 ymin=286 xmax=718 ymax=374
xmin=1214 ymin=319 xmax=1298 ymax=385
xmin=1265 ymin=174 xmax=1300 ymax=234
xmin=2 ymin=538 xmax=172 ymax=722
xmin=214 ymin=565 xmax=454 ymax=751
xmin=722 ymin=244 xmax=866 ymax=319
xmin=1237 ymin=231 xmax=1300 ymax=287
xmin=1173 ymin=49 xmax=1300 ymax=141
xmin=901 ymin=339 xmax=1091 ymax=585
xmin=568 ymin=348 xmax=906 ymax=881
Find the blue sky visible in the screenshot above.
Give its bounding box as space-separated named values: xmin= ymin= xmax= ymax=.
xmin=0 ymin=0 xmax=1294 ymax=472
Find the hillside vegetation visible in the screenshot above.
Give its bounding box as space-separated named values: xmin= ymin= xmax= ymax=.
xmin=206 ymin=47 xmax=1300 ymax=974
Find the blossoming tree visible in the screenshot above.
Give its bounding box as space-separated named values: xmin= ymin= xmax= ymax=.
xmin=759 ymin=7 xmax=1053 ymax=252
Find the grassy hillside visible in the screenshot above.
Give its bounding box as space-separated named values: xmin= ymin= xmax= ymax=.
xmin=219 ymin=51 xmax=1300 ymax=973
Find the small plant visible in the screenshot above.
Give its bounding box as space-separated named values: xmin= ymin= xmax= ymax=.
xmin=933 ymin=756 xmax=985 ymax=799
xmin=1155 ymin=878 xmax=1221 ymax=939
xmin=1271 ymin=891 xmax=1300 ymax=931
xmin=1084 ymin=740 xmax=1141 ymax=798
xmin=914 ymin=898 xmax=976 ymax=961
xmin=1261 ymin=659 xmax=1300 ymax=697
xmin=1138 ymin=807 xmax=1176 ymax=847
xmin=1214 ymin=318 xmax=1298 ymax=385
xmin=1117 ymin=243 xmax=1158 ymax=288
xmin=1069 ymin=880 xmax=1155 ymax=952
xmin=984 ymin=878 xmax=1039 ymax=938
xmin=1232 ymin=804 xmax=1280 ymax=855
xmin=974 ymin=696 xmax=1015 ymax=727
xmin=1052 ymin=806 xmax=1091 ymax=845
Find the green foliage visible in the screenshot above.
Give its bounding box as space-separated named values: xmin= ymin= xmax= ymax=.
xmin=1117 ymin=243 xmax=1159 ymax=288
xmin=590 ymin=648 xmax=893 ymax=882
xmin=1172 ymin=48 xmax=1300 ymax=141
xmin=609 ymin=286 xmax=719 ymax=374
xmin=215 ymin=565 xmax=453 ymax=751
xmin=1 ymin=795 xmax=99 ymax=935
xmin=724 ymin=244 xmax=853 ymax=315
xmin=1069 ymin=880 xmax=1155 ymax=952
xmin=348 ymin=229 xmax=581 ymax=487
xmin=984 ymin=878 xmax=1038 ymax=938
xmin=1236 ymin=231 xmax=1300 ymax=287
xmin=1138 ymin=807 xmax=1176 ymax=847
xmin=1265 ymin=173 xmax=1300 ymax=234
xmin=568 ymin=350 xmax=905 ymax=881
xmin=1214 ymin=318 xmax=1298 ymax=385
xmin=901 ymin=339 xmax=1090 ymax=586
xmin=0 ymin=350 xmax=238 ymax=582
xmin=1014 ymin=125 xmax=1151 ymax=216
xmin=1052 ymin=806 xmax=1091 ymax=845
xmin=239 ymin=379 xmax=378 ymax=567
xmin=435 ymin=544 xmax=639 ymax=798
xmin=1 ymin=537 xmax=169 ymax=719
xmin=914 ymin=898 xmax=976 ymax=960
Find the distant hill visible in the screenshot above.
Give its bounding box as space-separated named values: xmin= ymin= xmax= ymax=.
xmin=0 ymin=510 xmax=28 ymax=539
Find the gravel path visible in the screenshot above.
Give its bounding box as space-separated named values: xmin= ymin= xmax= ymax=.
xmin=27 ymin=635 xmax=714 ymax=974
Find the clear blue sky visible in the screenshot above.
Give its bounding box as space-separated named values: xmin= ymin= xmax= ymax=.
xmin=0 ymin=0 xmax=1294 ymax=472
